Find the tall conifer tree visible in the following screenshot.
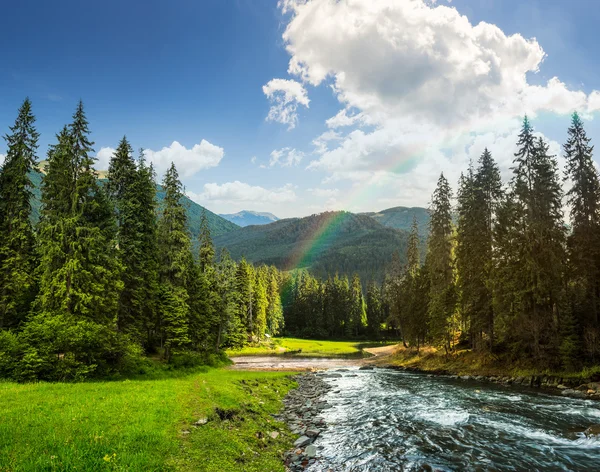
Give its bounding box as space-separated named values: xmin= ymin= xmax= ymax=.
xmin=0 ymin=98 xmax=39 ymax=328
xmin=563 ymin=112 xmax=600 ymax=336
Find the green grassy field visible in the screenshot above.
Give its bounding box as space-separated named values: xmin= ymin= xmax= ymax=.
xmin=0 ymin=369 xmax=297 ymax=472
xmin=226 ymin=337 xmax=394 ymax=358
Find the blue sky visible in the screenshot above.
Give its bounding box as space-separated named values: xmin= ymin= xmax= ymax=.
xmin=1 ymin=0 xmax=600 ymax=218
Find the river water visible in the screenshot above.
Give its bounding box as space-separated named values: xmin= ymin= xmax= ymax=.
xmin=306 ymin=367 xmax=600 ymax=471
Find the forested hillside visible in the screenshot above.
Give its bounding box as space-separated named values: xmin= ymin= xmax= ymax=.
xmin=214 ymin=211 xmax=412 ymax=283
xmin=28 ymin=169 xmax=239 ymax=237
xmin=362 ymin=206 xmax=430 ymax=235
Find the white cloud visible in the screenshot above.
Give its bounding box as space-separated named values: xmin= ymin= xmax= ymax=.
xmin=325 ymin=109 xmax=370 ymax=129
xmin=263 ymin=78 xmax=310 ymax=129
xmin=144 ymin=140 xmax=223 ymax=178
xmin=197 ymin=181 xmax=297 ymax=203
xmin=0 ymin=154 xmax=5 ymax=167
xmin=588 ymin=91 xmax=600 ymax=113
xmin=308 ymin=187 xmax=339 ymax=198
xmin=312 ymin=130 xmax=342 ymax=154
xmin=280 ymin=0 xmax=600 ymax=129
xmin=251 ymin=156 xmax=257 ymax=164
xmin=94 ymin=140 xmax=223 ymax=178
xmin=96 ymin=147 xmax=115 ymax=171
xmin=269 ymin=147 xmax=304 ymax=167
xmin=272 ymin=0 xmax=599 ymax=209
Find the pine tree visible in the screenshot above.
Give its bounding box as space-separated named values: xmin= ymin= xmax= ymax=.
xmin=214 ymin=248 xmax=240 ymax=350
xmin=198 ymin=210 xmax=215 ymax=273
xmin=427 ymin=173 xmax=456 ymax=352
xmin=107 ymin=137 xmax=141 ymax=336
xmin=563 ymin=112 xmax=600 ymax=345
xmin=503 ymin=117 xmax=566 ymax=360
xmin=0 ymin=98 xmax=39 ymax=329
xmin=157 ymin=162 xmax=192 ymax=359
xmin=266 ymin=266 xmax=284 ymax=336
xmin=406 ymin=216 xmax=420 ymax=277
xmin=235 ymin=258 xmax=254 ymax=342
xmin=456 ymin=150 xmax=502 ymax=351
xmin=134 ymin=151 xmax=160 ymax=350
xmin=37 ymin=103 xmax=122 ymax=324
xmin=366 ymin=282 xmax=382 ymax=339
xmin=253 ymin=267 xmax=268 ymax=340
xmin=349 ymin=274 xmax=365 ymax=337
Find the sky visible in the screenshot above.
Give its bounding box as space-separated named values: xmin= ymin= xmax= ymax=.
xmin=1 ymin=0 xmax=600 ymax=218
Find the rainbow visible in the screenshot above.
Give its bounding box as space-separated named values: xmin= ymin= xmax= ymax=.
xmin=283 ymin=111 xmax=567 ymax=271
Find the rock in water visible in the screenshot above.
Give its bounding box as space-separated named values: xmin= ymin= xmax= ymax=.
xmin=305 ymin=444 xmax=317 ymax=458
xmin=584 ymin=424 xmax=600 ymax=437
xmin=294 ymin=435 xmax=312 ymax=448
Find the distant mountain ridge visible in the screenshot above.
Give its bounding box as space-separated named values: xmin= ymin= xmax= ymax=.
xmin=219 ymin=210 xmax=279 ymax=227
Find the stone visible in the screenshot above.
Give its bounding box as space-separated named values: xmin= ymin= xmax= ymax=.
xmin=585 ymin=424 xmax=600 ymax=437
xmin=294 ymin=435 xmax=312 ymax=448
xmin=269 ymin=431 xmax=280 ymax=439
xmin=359 ymin=366 xmax=374 ymax=370
xmin=561 ymin=388 xmax=587 ymax=399
xmin=305 ymin=444 xmax=318 ymax=458
xmin=194 ymin=417 xmax=208 ymax=426
xmin=305 ymin=428 xmax=320 ymax=437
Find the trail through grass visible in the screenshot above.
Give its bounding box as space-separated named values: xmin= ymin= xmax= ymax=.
xmin=0 ymin=369 xmax=297 ymax=471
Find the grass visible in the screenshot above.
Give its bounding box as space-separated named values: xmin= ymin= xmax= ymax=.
xmin=0 ymin=368 xmax=298 ymax=472
xmin=385 ymin=345 xmax=600 ymax=383
xmin=226 ymin=337 xmax=395 ymax=358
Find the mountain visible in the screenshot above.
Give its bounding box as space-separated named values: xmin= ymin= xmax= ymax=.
xmin=214 ymin=211 xmax=412 ymax=283
xmin=362 ymin=206 xmax=430 ymax=235
xmin=28 ymin=169 xmax=239 ymax=238
xmin=219 ymin=210 xmax=279 ymax=227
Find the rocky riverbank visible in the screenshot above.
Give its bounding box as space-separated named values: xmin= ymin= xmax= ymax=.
xmin=273 ymin=372 xmax=333 ymax=471
xmin=383 ymin=364 xmax=600 ymax=400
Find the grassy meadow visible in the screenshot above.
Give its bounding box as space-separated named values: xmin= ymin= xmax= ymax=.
xmin=0 ymin=368 xmax=297 ymax=472
xmin=226 ymin=337 xmax=394 ymax=358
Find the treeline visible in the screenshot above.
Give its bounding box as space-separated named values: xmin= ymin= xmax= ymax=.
xmin=388 ymin=113 xmax=600 ymax=369
xmin=0 ymin=99 xmax=284 ymax=381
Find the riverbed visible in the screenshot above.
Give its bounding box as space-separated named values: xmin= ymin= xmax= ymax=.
xmin=303 ymin=367 xmax=600 ymax=471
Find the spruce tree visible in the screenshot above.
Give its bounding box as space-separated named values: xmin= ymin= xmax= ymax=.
xmin=563 ymin=112 xmax=600 ymax=341
xmin=504 ymin=117 xmax=566 ymax=360
xmin=349 ymin=274 xmax=365 ymax=337
xmin=266 ymin=266 xmax=284 ymax=336
xmin=37 ymin=104 xmax=121 ymax=324
xmin=0 ymin=98 xmax=39 ymax=328
xmin=107 ymin=137 xmax=141 ymax=336
xmin=134 ymin=152 xmax=160 ymax=350
xmin=427 ymin=173 xmax=456 ymax=352
xmin=456 ymin=150 xmax=502 ymax=351
xmin=366 ymin=282 xmax=382 ymax=339
xmin=214 ymin=248 xmax=240 ymax=350
xmin=157 ymin=162 xmax=192 ymax=359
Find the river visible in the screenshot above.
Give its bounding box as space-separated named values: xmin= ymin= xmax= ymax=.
xmin=305 ymin=367 xmax=600 ymax=471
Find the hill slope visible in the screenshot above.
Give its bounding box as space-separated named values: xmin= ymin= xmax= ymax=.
xmin=214 ymin=211 xmax=411 ymax=283
xmin=219 ymin=210 xmax=279 ymax=227
xmin=28 ymin=170 xmax=238 ymax=238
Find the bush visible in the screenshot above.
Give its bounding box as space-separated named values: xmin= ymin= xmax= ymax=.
xmin=1 ymin=313 xmax=146 ymax=382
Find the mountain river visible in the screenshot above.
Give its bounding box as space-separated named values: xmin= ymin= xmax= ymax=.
xmin=304 ymin=367 xmax=600 ymax=471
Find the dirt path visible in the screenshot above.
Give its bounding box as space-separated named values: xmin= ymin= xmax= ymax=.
xmin=229 ymin=344 xmax=399 ymax=371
